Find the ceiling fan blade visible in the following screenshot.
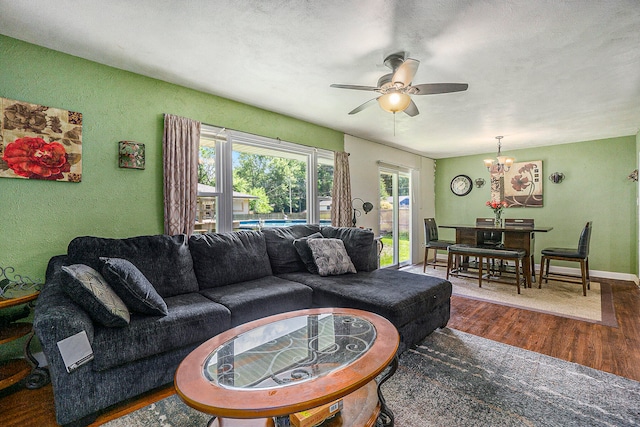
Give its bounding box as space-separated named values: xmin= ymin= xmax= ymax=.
xmin=348 ymin=97 xmax=379 ymax=115
xmin=392 ymin=58 xmax=420 ymax=87
xmin=330 ymin=84 xmax=379 ymax=91
xmin=403 ymin=99 xmax=419 ymax=117
xmin=411 ymin=83 xmax=469 ymax=95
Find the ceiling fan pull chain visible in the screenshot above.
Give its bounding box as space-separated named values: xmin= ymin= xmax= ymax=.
xmin=393 ymin=112 xmax=396 ymax=136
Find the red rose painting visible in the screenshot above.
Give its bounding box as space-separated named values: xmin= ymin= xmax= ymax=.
xmin=1 ymin=97 xmax=82 ymax=182
xmin=2 ymin=137 xmax=71 ymax=180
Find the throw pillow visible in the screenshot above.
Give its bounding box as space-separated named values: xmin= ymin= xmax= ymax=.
xmin=262 ymin=225 xmax=321 ymax=273
xmin=293 ymin=232 xmax=324 ymax=274
xmin=307 ymin=238 xmax=357 ymax=277
xmin=61 ymin=264 xmax=130 ymax=327
xmin=320 ymin=226 xmax=376 ymax=271
xmin=100 ymin=257 xmax=168 ymax=316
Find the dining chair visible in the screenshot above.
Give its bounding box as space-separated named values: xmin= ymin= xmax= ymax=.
xmin=475 ymin=218 xmax=503 ymax=247
xmin=423 ymin=218 xmax=455 ymax=271
xmin=538 ymin=221 xmax=592 ymax=296
xmin=475 ymin=217 xmax=503 ymax=274
xmin=504 ymin=218 xmax=535 ymax=282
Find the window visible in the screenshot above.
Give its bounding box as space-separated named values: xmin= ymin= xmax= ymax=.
xmin=198 ymin=125 xmax=334 ymax=232
xmin=195 ymin=131 xmax=222 ymax=233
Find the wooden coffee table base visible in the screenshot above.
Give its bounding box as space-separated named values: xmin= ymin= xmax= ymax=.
xmin=209 ymin=380 xmax=380 ymax=427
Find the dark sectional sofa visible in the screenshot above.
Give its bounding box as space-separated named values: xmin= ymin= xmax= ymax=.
xmin=33 ymin=224 xmax=452 ymax=426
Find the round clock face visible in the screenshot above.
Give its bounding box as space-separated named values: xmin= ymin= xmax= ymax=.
xmin=450 ymin=174 xmax=473 ymax=196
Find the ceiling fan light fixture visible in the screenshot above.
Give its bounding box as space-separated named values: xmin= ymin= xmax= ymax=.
xmin=378 ymin=92 xmax=411 ymax=113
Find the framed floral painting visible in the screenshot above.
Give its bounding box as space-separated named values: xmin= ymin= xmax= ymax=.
xmin=503 ymin=161 xmax=543 ymax=207
xmin=118 ymin=141 xmax=145 ymax=169
xmin=0 ymin=97 xmax=82 ymax=182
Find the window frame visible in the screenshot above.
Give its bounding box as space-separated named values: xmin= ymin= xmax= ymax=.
xmin=200 ymin=125 xmax=334 ymax=232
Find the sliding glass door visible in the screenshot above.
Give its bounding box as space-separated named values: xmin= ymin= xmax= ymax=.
xmin=379 ymin=167 xmax=411 ymax=268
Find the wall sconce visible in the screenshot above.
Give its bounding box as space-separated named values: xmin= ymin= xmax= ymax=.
xmin=549 ymin=172 xmax=565 ymax=184
xmin=352 ymin=198 xmax=373 ymax=226
xmin=628 ymin=169 xmax=638 ymax=182
xmin=474 ymin=178 xmax=486 ymax=188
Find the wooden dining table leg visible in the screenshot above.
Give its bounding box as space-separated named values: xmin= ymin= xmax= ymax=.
xmin=522 ymin=256 xmax=532 ymax=288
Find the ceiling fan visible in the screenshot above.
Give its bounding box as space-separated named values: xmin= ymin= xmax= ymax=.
xmin=330 ymin=52 xmax=468 ymax=117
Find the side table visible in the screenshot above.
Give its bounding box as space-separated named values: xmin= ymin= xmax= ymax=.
xmin=0 ymin=292 xmax=50 ymax=391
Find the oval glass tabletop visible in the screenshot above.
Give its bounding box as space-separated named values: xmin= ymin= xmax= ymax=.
xmin=203 ymin=313 xmax=376 ymax=390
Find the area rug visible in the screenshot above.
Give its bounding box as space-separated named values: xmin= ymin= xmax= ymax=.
xmin=104 ymin=329 xmax=640 ymax=426
xmin=403 ymin=265 xmax=617 ymax=326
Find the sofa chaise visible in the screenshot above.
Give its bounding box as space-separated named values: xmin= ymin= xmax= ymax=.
xmin=33 ymin=224 xmax=452 ymax=425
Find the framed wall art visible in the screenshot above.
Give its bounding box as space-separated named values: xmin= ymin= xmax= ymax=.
xmin=0 ymin=97 xmax=82 ymax=182
xmin=118 ymin=141 xmax=145 ymax=169
xmin=503 ymin=161 xmax=543 ymax=207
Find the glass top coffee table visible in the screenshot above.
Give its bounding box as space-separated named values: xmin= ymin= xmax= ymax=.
xmin=175 ymin=307 xmax=399 ymax=427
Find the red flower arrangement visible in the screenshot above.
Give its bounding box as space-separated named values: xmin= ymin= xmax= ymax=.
xmin=2 ymin=136 xmax=70 ymax=180
xmin=486 ymin=200 xmax=508 ymax=214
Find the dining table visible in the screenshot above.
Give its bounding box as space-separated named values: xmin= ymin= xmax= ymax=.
xmin=438 ymin=223 xmax=553 ymax=286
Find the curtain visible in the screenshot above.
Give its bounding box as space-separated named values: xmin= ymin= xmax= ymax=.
xmin=331 ymin=151 xmax=353 ymax=227
xmin=163 ymin=114 xmax=201 ymax=235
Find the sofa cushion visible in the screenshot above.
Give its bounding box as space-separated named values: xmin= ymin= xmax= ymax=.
xmin=292 ymin=232 xmax=323 ymax=274
xmin=67 ymin=234 xmax=199 ymax=298
xmin=277 ymin=270 xmax=452 ymax=328
xmin=189 ymin=231 xmax=272 ymax=289
xmin=199 ymin=276 xmax=313 ymax=327
xmin=262 ymin=224 xmax=321 ymax=273
xmin=91 ymin=292 xmax=231 ymax=371
xmin=100 ymin=257 xmax=168 ymax=316
xmin=320 ymin=226 xmax=376 ymax=271
xmin=61 ymin=264 xmax=130 ymax=327
xmin=307 ymin=238 xmax=356 ymax=276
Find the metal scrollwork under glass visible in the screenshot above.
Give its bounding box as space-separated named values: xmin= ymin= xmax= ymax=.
xmin=0 ymin=265 xmax=42 ymax=298
xmin=204 ymin=314 xmax=376 ymax=390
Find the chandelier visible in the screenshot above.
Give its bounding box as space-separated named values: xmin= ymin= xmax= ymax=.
xmin=483 ymin=136 xmax=514 ymax=173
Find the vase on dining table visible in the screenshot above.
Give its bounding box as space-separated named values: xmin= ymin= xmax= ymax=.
xmin=494 ymin=212 xmax=502 ymax=227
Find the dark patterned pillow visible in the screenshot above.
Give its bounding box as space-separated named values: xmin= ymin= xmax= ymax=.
xmin=100 ymin=257 xmax=168 ymax=316
xmin=307 ymin=238 xmax=357 ymax=277
xmin=293 ymin=232 xmax=324 ymax=274
xmin=61 ymin=264 xmax=130 ymax=327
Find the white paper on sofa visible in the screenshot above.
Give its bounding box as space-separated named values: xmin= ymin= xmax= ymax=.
xmin=57 ymin=330 xmax=94 ymax=373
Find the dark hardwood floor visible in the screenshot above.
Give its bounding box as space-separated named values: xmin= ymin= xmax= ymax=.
xmin=1 ymin=272 xmax=639 ymax=426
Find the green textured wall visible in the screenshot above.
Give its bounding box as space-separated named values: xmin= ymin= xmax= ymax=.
xmin=0 ymin=35 xmax=343 ymax=281
xmin=435 ymin=136 xmax=638 ymax=275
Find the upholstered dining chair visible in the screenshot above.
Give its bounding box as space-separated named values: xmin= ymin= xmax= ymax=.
xmin=538 ymin=221 xmax=592 ymax=296
xmin=475 ymin=218 xmax=503 ymax=247
xmin=504 ymin=218 xmax=535 ymax=281
xmin=475 ymin=217 xmax=503 ymax=274
xmin=423 ymin=218 xmax=455 ymax=271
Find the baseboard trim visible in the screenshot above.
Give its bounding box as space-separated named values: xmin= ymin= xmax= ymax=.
xmin=542 ymin=264 xmax=639 ymax=284
xmin=433 ymin=254 xmax=639 ymax=285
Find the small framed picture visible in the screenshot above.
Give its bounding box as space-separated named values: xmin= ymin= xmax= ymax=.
xmin=118 ymin=141 xmax=145 ymax=169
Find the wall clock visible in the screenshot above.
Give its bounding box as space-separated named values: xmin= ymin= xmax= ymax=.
xmin=450 ymin=174 xmax=473 ymax=196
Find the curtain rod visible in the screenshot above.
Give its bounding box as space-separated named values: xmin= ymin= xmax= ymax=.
xmin=377 ymin=160 xmax=413 ymax=171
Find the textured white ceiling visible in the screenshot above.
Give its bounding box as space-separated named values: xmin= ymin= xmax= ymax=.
xmin=1 ymin=0 xmax=639 ymax=158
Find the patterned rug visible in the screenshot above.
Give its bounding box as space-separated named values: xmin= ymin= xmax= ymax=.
xmin=403 ymin=264 xmax=617 ymax=326
xmin=104 ymin=329 xmax=640 ymax=426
